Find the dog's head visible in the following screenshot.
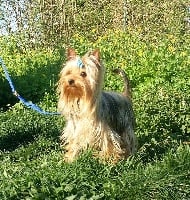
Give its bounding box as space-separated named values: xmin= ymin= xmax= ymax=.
xmin=58 ymin=48 xmax=104 ymax=112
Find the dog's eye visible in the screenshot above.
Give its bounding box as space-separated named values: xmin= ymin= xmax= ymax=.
xmin=80 ymin=72 xmax=87 ymax=77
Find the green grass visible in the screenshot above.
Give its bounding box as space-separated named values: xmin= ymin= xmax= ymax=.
xmin=0 ymin=31 xmax=190 ymax=199
xmin=0 ymin=125 xmax=189 ymax=199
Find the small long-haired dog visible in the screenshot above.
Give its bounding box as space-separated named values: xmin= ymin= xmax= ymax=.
xmin=57 ymin=48 xmax=136 ymax=163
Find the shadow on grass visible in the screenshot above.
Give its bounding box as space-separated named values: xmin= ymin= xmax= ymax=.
xmin=0 ymin=112 xmax=62 ymax=152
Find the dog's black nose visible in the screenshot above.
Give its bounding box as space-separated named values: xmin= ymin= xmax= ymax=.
xmin=68 ymin=79 xmax=75 ymax=85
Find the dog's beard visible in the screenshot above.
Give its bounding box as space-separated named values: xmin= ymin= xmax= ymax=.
xmin=64 ymin=84 xmax=84 ymax=102
xmin=58 ymin=83 xmax=84 ymax=114
xmin=61 ymin=80 xmax=93 ymax=106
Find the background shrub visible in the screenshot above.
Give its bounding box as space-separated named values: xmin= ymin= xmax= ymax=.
xmin=0 ymin=0 xmax=189 ymax=47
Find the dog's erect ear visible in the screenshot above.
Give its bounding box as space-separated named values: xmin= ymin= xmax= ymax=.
xmin=67 ymin=48 xmax=76 ymax=60
xmin=91 ymin=49 xmax=100 ymax=62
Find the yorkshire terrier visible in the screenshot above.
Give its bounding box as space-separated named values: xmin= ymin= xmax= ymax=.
xmin=57 ymin=48 xmax=137 ymax=163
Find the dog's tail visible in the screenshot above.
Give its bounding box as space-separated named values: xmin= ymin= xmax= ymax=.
xmin=113 ymin=68 xmax=132 ymax=99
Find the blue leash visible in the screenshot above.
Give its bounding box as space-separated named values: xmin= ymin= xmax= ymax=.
xmin=0 ymin=57 xmax=60 ymax=115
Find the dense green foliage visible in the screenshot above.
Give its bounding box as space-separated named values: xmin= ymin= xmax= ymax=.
xmin=0 ymin=0 xmax=189 ymax=47
xmin=0 ymin=37 xmax=64 ymax=108
xmin=0 ymin=29 xmax=190 ymax=199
